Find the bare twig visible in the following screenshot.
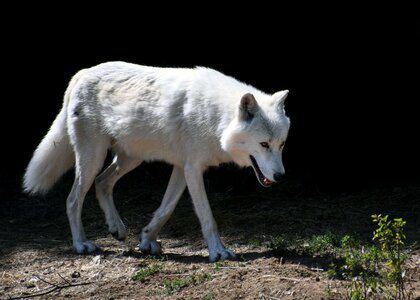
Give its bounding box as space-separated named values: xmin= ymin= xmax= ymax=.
xmin=310 ymin=267 xmax=324 ymax=272
xmin=57 ymin=273 xmax=71 ymax=285
xmin=219 ymin=266 xmax=259 ymax=271
xmin=33 ymin=275 xmax=56 ymax=287
xmin=260 ymin=274 xmax=308 ymax=282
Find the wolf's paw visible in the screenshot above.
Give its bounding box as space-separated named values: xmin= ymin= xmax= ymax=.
xmin=73 ymin=240 xmax=99 ymax=254
xmin=108 ymin=219 xmax=127 ymax=241
xmin=138 ymin=239 xmax=162 ymax=256
xmin=209 ymin=248 xmax=236 ymax=262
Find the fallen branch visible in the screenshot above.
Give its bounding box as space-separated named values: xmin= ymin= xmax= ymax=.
xmin=8 ymin=274 xmax=93 ymax=300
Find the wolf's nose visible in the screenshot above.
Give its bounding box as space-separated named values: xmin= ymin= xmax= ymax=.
xmin=273 ymin=172 xmax=285 ymax=182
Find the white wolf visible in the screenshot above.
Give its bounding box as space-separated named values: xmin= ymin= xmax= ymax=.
xmin=23 ymin=62 xmax=290 ymax=261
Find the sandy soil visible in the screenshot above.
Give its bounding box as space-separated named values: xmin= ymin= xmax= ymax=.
xmin=1 ymin=166 xmax=419 ymax=299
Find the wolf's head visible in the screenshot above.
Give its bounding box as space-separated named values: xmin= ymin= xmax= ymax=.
xmin=221 ymin=90 xmax=290 ymax=187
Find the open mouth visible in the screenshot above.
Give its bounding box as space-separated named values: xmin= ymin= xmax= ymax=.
xmin=249 ymin=155 xmax=274 ymax=187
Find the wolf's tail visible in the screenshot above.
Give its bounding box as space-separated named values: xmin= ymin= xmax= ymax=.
xmin=23 ymin=70 xmax=86 ymax=195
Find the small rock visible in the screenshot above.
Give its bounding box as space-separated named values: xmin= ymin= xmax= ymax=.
xmin=28 ymin=277 xmax=39 ymax=284
xmin=71 ymin=271 xmax=81 ymax=278
xmin=92 ymin=255 xmax=102 ymax=265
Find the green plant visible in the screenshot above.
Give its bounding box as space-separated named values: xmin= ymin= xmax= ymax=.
xmin=270 ymin=232 xmax=356 ymax=258
xmin=248 ymin=238 xmax=262 ymax=248
xmin=163 ymin=277 xmax=190 ymax=294
xmin=131 ymin=262 xmax=162 ymax=282
xmin=163 ymin=273 xmax=210 ymax=295
xmin=213 ymin=260 xmax=226 ymax=271
xmin=348 ymin=247 xmax=383 ymax=299
xmin=327 ymin=214 xmax=412 ymax=300
xmin=329 ymin=245 xmax=383 ymax=299
xmin=305 ymin=231 xmax=341 ymax=256
xmin=341 ymin=234 xmax=359 ymax=249
xmin=372 ymin=214 xmax=411 ymax=299
xmin=270 ymin=234 xmax=289 ymax=253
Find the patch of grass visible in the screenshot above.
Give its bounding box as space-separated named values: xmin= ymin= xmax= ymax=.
xmin=163 ymin=272 xmax=211 ymax=295
xmin=131 ymin=261 xmax=163 ymax=282
xmin=213 ymin=260 xmax=226 ymax=271
xmin=270 ymin=232 xmax=359 ymax=257
xmin=303 ymin=231 xmax=342 ymax=256
xmin=270 ymin=234 xmax=290 ymax=254
xmin=248 ymin=238 xmax=262 ymax=248
xmin=163 ymin=278 xmax=189 ymax=294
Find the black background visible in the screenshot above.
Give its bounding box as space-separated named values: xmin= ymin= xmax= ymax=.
xmin=2 ymin=8 xmax=419 ymax=194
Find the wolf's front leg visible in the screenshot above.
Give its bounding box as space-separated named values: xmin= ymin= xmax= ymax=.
xmin=139 ymin=166 xmax=186 ymax=255
xmin=184 ymin=163 xmax=235 ymax=262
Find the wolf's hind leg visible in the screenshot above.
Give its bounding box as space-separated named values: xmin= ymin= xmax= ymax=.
xmin=67 ymin=136 xmax=108 ymax=254
xmin=139 ymin=166 xmax=186 ymax=255
xmin=95 ymin=153 xmax=143 ymax=240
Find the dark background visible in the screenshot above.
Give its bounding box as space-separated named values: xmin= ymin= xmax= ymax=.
xmin=1 ymin=9 xmax=419 ymax=198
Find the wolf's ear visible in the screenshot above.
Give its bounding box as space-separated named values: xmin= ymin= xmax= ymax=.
xmin=239 ymin=93 xmax=259 ymax=121
xmin=272 ymin=90 xmax=289 ymax=109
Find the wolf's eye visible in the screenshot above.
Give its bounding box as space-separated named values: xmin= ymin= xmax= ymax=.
xmin=279 ymin=142 xmax=285 ymax=149
xmin=260 ymin=142 xmax=270 ymax=149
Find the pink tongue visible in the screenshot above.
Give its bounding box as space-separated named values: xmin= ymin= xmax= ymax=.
xmin=263 ymin=178 xmax=272 ymax=185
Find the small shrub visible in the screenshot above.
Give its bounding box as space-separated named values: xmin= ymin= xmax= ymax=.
xmin=372 ymin=214 xmax=412 ymax=299
xmin=327 ymin=214 xmax=413 ymax=300
xmin=341 ymin=234 xmax=360 ymax=249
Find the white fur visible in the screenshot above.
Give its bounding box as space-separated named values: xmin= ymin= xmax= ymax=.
xmin=23 ymin=62 xmax=290 ymax=261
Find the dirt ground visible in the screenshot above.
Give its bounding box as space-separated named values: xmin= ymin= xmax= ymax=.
xmin=1 ymin=165 xmax=419 ymax=299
